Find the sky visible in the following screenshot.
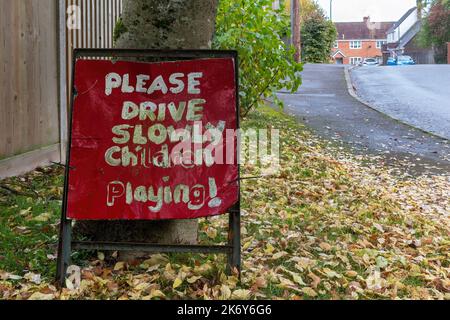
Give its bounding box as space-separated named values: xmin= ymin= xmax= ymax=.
xmin=315 ymin=0 xmax=417 ymax=22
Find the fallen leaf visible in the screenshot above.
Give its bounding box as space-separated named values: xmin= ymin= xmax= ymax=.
xmin=319 ymin=242 xmax=332 ymax=251
xmin=114 ymin=262 xmax=126 ymax=271
xmin=173 ymin=277 xmax=183 ymax=289
xmin=308 ymin=272 xmax=321 ymax=289
xmin=220 ymin=285 xmax=232 ymax=299
xmin=302 ymin=287 xmax=317 ymax=297
xmin=272 ymin=251 xmax=288 ymax=260
xmin=231 ymin=289 xmax=251 ymax=300
xmin=32 ymin=212 xmax=52 ymax=222
xmin=28 ymin=292 xmax=55 ymax=300
xmin=187 ymin=276 xmax=202 ymax=284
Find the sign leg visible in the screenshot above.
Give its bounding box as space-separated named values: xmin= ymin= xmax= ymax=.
xmin=227 ymin=204 xmax=241 ymax=278
xmin=56 ymin=219 xmax=72 ymax=287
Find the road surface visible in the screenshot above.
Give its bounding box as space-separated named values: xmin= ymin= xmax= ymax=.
xmin=277 ymin=64 xmax=450 ymax=175
xmin=351 ymin=65 xmax=450 ymax=139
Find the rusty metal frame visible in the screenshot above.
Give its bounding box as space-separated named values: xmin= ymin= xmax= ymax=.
xmin=56 ymin=49 xmax=241 ymax=287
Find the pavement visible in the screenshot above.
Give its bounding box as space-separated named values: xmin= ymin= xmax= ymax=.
xmin=351 ymin=65 xmax=450 ymax=140
xmin=277 ymin=64 xmax=450 ymax=175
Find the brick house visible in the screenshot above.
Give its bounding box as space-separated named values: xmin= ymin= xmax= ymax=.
xmin=331 ymin=17 xmax=394 ymax=65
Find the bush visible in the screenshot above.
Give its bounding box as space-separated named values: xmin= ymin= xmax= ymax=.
xmin=214 ymin=0 xmax=303 ymax=117
xmin=301 ymin=9 xmax=337 ymax=63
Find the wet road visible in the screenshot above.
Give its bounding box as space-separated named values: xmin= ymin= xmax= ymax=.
xmin=277 ymin=64 xmax=450 ymax=175
xmin=351 ymin=65 xmax=450 ymax=139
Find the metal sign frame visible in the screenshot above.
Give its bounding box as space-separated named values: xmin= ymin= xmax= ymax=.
xmin=56 ymin=49 xmax=241 ymax=287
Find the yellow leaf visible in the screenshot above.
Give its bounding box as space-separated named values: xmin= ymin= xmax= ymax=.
xmin=97 ymin=252 xmax=105 ymax=261
xmin=323 ymin=268 xmax=341 ymax=279
xmin=206 ymin=227 xmax=217 ymax=239
xmin=32 ymin=212 xmax=51 ymax=222
xmin=302 ymin=287 xmax=317 ymax=297
xmin=19 ymin=207 xmax=32 ymax=216
xmin=28 ymin=292 xmax=55 ymax=300
xmin=142 ymin=254 xmax=169 ymax=268
xmin=220 ymin=285 xmax=232 ymax=300
xmin=265 ymin=244 xmax=275 ymax=254
xmin=114 ymin=262 xmax=125 ymax=271
xmin=346 ymin=271 xmax=358 ymax=278
xmin=243 ymin=241 xmax=253 ymax=250
xmin=173 ymin=277 xmax=183 ymax=289
xmin=272 ymin=251 xmax=288 ymax=260
xmin=291 ymin=273 xmax=306 ymax=286
xmin=231 ymin=289 xmax=251 ymax=300
xmin=187 ymin=276 xmax=202 ymax=284
xmin=319 ymin=242 xmax=332 ymax=251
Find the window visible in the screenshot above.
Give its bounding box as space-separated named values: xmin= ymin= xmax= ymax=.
xmin=333 ymin=41 xmax=338 ymax=48
xmin=350 ymin=57 xmax=362 ymax=65
xmin=376 ymin=40 xmax=387 ymax=48
xmin=349 ymin=41 xmax=362 ymax=49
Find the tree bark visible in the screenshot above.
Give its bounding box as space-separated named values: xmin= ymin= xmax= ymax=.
xmin=291 ymin=0 xmax=302 ymax=62
xmin=75 ymin=0 xmax=219 ymax=253
xmin=115 ymin=0 xmax=218 ymax=49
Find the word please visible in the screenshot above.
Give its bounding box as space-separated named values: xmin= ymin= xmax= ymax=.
xmin=105 ymin=72 xmax=203 ymax=96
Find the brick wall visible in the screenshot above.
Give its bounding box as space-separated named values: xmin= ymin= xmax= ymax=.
xmin=333 ymin=40 xmax=384 ymax=64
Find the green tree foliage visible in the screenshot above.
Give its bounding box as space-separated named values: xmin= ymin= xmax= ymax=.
xmin=418 ymin=0 xmax=450 ymax=62
xmin=214 ymin=0 xmax=303 ymax=116
xmin=301 ymin=5 xmax=337 ymax=63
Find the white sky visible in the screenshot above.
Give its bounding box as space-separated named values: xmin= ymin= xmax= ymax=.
xmin=315 ymin=0 xmax=417 ymax=22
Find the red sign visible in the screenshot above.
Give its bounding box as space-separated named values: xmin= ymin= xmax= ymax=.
xmin=66 ymin=57 xmax=238 ymax=220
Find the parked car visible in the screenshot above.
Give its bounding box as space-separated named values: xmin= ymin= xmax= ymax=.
xmin=397 ymin=55 xmax=415 ymax=65
xmin=362 ymin=58 xmax=379 ymax=66
xmin=386 ymin=57 xmax=397 ymax=66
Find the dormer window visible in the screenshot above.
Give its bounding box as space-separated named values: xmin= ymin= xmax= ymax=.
xmin=350 ymin=41 xmax=362 ymax=49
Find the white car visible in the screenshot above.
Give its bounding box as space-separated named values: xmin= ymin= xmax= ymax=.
xmin=362 ymin=58 xmax=379 ymax=66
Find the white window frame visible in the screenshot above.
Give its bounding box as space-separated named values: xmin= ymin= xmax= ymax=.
xmin=376 ymin=40 xmax=387 ymax=49
xmin=333 ymin=41 xmax=338 ymax=48
xmin=349 ymin=41 xmax=362 ymax=49
xmin=350 ymin=57 xmax=362 ymax=65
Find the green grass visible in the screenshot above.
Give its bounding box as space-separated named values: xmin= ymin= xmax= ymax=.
xmin=403 ymin=276 xmax=426 ymax=287
xmin=0 ymin=167 xmax=64 ymax=280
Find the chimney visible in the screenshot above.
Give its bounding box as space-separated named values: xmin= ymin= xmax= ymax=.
xmin=363 ymin=16 xmax=370 ymax=24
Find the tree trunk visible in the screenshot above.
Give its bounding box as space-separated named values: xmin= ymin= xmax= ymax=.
xmin=115 ymin=0 xmax=218 ymax=49
xmin=291 ymin=0 xmax=302 ymax=62
xmin=75 ymin=0 xmax=219 ymax=253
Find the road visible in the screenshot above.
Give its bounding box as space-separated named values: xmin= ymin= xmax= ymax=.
xmin=351 ymin=65 xmax=450 ymax=140
xmin=277 ymin=64 xmax=450 ymax=175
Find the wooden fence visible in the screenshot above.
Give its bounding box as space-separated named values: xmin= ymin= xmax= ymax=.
xmin=0 ymin=0 xmax=60 ymax=178
xmin=0 ymin=0 xmax=123 ymax=179
xmin=60 ymin=0 xmax=123 ymax=161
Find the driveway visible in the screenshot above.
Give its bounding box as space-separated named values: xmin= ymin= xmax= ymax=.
xmin=351 ymin=65 xmax=450 ymax=139
xmin=277 ymin=64 xmax=450 ymax=175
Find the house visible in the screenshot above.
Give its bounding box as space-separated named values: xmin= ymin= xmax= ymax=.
xmin=331 ymin=17 xmax=394 ymax=65
xmin=383 ymin=7 xmax=435 ymax=64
